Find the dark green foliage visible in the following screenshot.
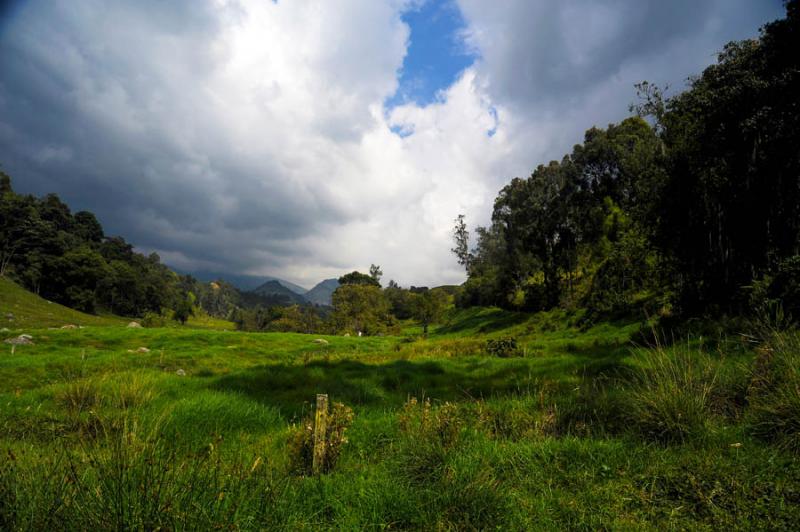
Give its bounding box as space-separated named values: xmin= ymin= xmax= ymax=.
xmin=486 ymin=337 xmax=520 ymax=358
xmin=0 ymin=176 xmax=300 ymax=322
xmin=456 ymin=116 xmax=663 ymax=315
xmin=172 ymin=296 xmax=194 ymax=325
xmin=454 ymin=3 xmax=800 ymax=320
xmin=409 ymin=288 xmax=447 ymax=335
xmin=331 ymin=284 xmax=396 ymax=335
xmin=0 ymin=177 xmax=182 ymax=317
xmin=655 ymin=5 xmax=800 ymax=311
xmin=451 ymin=214 xmax=472 ymax=270
xmin=73 ymin=211 xmax=104 ymax=243
xmin=384 ymin=283 xmax=415 ymax=319
xmin=338 ymin=270 xmax=381 ymax=287
xmin=369 ymin=264 xmax=382 ymax=284
xmin=749 ymin=255 xmax=800 ymax=324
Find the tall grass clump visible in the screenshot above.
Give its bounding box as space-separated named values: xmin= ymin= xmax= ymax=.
xmin=104 ymin=373 xmax=157 ymax=410
xmin=395 ymin=398 xmax=467 ymax=483
xmin=625 ymin=342 xmax=719 ymax=443
xmin=56 ymin=379 xmax=101 ymax=416
xmin=288 ymin=401 xmax=354 ymax=475
xmin=0 ymin=411 xmax=293 ymax=530
xmin=0 ymin=450 xmax=72 ymax=531
xmin=747 ymin=332 xmax=800 ymax=453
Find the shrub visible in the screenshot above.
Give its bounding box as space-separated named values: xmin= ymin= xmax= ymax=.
xmin=625 ymin=344 xmax=718 ymax=443
xmin=56 ymin=379 xmax=100 ymax=416
xmin=747 ymin=332 xmax=800 ymax=453
xmin=141 ymin=312 xmax=167 ymax=328
xmin=107 ymin=374 xmax=156 ymax=410
xmin=288 ymin=401 xmax=354 ymax=475
xmin=749 ymin=255 xmax=800 ymax=326
xmin=396 ymin=398 xmax=466 ymax=482
xmin=486 ymin=337 xmax=520 ymax=358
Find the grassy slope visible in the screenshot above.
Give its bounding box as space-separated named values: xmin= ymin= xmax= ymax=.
xmin=0 ymin=276 xmax=125 ymax=329
xmin=1 ymin=289 xmax=798 ymax=529
xmin=0 ymin=276 xmax=233 ymax=331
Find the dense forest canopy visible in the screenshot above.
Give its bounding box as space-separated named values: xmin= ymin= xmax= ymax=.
xmin=455 ymin=2 xmax=800 ymax=321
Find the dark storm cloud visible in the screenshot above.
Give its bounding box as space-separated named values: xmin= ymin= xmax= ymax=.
xmin=459 ymin=0 xmax=784 ymax=111
xmin=0 ymin=0 xmax=787 ymax=285
xmin=0 ymin=0 xmax=349 ymax=277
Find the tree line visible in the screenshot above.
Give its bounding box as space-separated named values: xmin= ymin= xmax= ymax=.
xmin=0 ymin=173 xmax=184 ymax=317
xmin=0 ymin=176 xmax=312 ymax=324
xmin=0 ymin=181 xmax=449 ymax=334
xmin=453 ymin=3 xmax=800 ymax=321
xmin=233 ymin=266 xmax=451 ymax=336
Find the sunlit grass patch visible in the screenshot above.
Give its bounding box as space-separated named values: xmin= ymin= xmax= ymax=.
xmin=624 ymin=342 xmax=720 ymax=443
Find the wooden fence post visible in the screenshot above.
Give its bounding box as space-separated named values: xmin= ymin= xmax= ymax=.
xmin=312 ymin=393 xmax=329 ymax=475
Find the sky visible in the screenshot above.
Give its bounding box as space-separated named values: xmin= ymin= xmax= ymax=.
xmin=0 ymin=0 xmax=785 ymax=289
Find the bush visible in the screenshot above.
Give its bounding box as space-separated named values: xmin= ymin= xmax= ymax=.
xmin=625 ymin=344 xmax=719 ymax=443
xmin=747 ymin=332 xmax=800 ymax=453
xmin=749 ymin=255 xmax=800 ymax=325
xmin=396 ymin=398 xmax=466 ymax=482
xmin=141 ymin=312 xmax=167 ymax=328
xmin=56 ymin=379 xmax=101 ymax=416
xmin=486 ymin=337 xmax=520 ymax=358
xmin=288 ymin=401 xmax=354 ymax=475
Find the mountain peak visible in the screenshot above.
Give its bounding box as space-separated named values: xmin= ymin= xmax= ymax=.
xmin=304 ymin=278 xmax=340 ymax=306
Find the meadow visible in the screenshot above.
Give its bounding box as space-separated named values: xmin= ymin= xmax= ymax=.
xmin=2 ymin=279 xmax=800 ymax=530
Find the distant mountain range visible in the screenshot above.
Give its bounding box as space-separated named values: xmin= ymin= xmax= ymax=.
xmin=176 ymin=267 xmax=340 ymax=306
xmin=304 ymin=279 xmax=340 ymax=306
xmin=178 ymin=270 xmax=308 ymax=294
xmin=250 ymin=280 xmax=308 ymax=305
xmin=251 ymin=278 xmax=341 ymax=306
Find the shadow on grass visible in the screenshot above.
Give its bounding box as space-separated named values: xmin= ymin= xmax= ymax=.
xmin=210 ymin=342 xmax=633 ymax=418
xmin=211 ymin=357 xmax=573 ymax=417
xmin=435 ymin=309 xmax=529 ymax=335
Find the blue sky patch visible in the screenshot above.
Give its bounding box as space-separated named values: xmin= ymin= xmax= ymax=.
xmin=385 ymin=0 xmax=477 ymax=109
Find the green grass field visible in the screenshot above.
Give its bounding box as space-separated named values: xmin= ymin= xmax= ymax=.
xmin=2 ymin=278 xmax=799 ymax=530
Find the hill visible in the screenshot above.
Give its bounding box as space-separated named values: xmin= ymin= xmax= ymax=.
xmin=176 ymin=269 xmax=308 ymax=294
xmin=0 ymin=276 xmax=125 ymax=329
xmin=250 ymin=280 xmax=308 ymax=305
xmin=304 ymin=278 xmax=339 ymax=306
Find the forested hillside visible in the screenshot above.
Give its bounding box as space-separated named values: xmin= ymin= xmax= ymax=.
xmin=0 ymin=176 xmax=314 ymax=323
xmin=455 ymin=5 xmax=799 ymax=323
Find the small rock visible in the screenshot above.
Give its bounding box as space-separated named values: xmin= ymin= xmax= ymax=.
xmin=313 ymin=338 xmax=329 ymax=345
xmin=4 ymin=334 xmax=34 ymax=345
xmin=127 ymin=321 xmax=142 ymax=328
xmin=176 ymin=369 xmax=186 ymax=377
xmin=61 ymin=324 xmax=78 ymax=329
xmin=5 ymin=313 xmax=13 ymax=320
xmin=136 ymin=347 xmax=150 ymax=353
xmin=343 ymin=333 xmax=350 ymax=337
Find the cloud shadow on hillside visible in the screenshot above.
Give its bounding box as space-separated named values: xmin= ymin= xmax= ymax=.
xmin=210 ymin=349 xmax=628 ymax=418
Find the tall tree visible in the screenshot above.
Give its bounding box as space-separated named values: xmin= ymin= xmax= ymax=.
xmin=451 ymin=214 xmax=472 ymax=271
